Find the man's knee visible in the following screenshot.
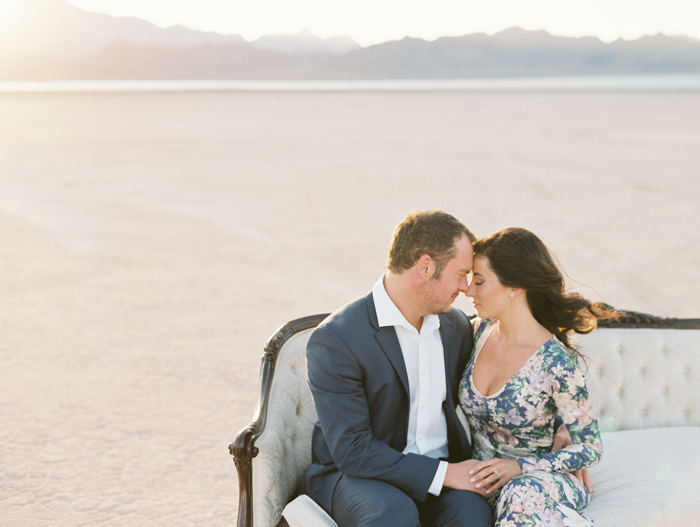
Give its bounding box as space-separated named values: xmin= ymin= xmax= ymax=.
xmin=369 ymin=498 xmax=420 ymax=527
xmin=429 ymin=489 xmax=492 ymax=527
xmin=332 ymin=475 xmax=420 ymax=527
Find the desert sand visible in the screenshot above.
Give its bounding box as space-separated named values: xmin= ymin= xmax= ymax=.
xmin=1 ymin=90 xmax=699 ymax=525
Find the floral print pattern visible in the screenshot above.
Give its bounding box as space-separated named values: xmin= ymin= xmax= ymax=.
xmin=459 ymin=318 xmax=603 ymax=526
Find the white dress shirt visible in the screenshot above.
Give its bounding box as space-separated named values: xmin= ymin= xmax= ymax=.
xmin=372 ymin=276 xmax=449 ymax=496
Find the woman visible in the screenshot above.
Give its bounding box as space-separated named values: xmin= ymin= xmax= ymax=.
xmin=459 ymin=228 xmax=604 ymax=526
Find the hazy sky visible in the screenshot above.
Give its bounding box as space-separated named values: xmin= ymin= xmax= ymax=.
xmin=2 ymin=0 xmax=700 ymax=46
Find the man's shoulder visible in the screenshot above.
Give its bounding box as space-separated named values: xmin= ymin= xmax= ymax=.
xmin=307 ymin=293 xmax=375 ymax=356
xmin=316 ymin=292 xmax=374 ymax=336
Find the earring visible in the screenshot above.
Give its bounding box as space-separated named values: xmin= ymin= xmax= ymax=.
xmin=509 ymin=292 xmax=515 ymax=298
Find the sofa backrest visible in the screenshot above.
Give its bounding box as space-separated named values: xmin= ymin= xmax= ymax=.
xmin=575 ymin=328 xmax=700 ymax=432
xmin=249 ymin=325 xmax=700 ymax=526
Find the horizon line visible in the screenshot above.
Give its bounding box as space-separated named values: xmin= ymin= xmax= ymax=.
xmin=3 ymin=75 xmax=700 ymax=93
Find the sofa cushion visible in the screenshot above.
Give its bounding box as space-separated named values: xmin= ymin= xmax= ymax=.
xmin=586 ymin=427 xmax=700 ymax=526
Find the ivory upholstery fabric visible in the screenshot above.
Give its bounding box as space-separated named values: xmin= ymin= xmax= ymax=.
xmin=252 ymin=331 xmax=319 ymax=527
xmin=251 ymin=327 xmax=700 ymax=527
xmin=576 ymin=329 xmax=700 ymax=432
xmin=586 ymin=427 xmax=700 ymax=526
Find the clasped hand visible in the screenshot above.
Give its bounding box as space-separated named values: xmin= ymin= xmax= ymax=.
xmin=443 ymin=459 xmax=520 ymax=497
xmin=467 ymin=458 xmax=522 ymax=495
xmin=444 ymin=426 xmax=593 ymax=497
xmin=465 ymin=426 xmax=594 ymax=495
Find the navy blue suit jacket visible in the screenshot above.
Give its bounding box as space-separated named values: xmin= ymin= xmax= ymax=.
xmin=299 ymin=292 xmax=475 ymax=513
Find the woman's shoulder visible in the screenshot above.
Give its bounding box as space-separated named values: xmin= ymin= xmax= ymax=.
xmin=544 ymin=336 xmax=581 ymax=372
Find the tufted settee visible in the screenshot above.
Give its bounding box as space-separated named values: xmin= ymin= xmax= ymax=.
xmin=229 ymin=310 xmax=700 ymax=527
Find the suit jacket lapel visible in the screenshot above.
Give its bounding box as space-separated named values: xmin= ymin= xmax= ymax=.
xmin=439 ymin=312 xmax=472 ymax=460
xmin=366 ymin=293 xmax=410 ymax=396
xmin=439 ymin=314 xmax=459 ymax=389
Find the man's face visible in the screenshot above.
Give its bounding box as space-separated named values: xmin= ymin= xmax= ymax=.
xmin=423 ymin=235 xmax=474 ymax=315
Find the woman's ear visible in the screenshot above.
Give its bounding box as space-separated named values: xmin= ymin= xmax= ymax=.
xmin=508 ymin=288 xmax=522 ymax=299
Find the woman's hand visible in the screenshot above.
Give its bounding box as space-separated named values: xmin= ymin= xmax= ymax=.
xmin=552 ymin=425 xmax=594 ymax=493
xmin=468 ymin=458 xmax=522 ymax=494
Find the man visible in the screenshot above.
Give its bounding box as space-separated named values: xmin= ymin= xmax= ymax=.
xmin=299 ymin=210 xmax=492 ymax=527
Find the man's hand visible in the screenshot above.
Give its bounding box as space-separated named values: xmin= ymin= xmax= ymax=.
xmin=553 ymin=425 xmax=594 ymax=493
xmin=443 ymin=460 xmax=489 ymax=497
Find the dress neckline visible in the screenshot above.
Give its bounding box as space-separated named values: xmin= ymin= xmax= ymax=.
xmin=470 ymin=320 xmax=553 ymax=399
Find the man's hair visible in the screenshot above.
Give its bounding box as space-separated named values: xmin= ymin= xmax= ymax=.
xmin=387 ymin=210 xmax=475 ymax=279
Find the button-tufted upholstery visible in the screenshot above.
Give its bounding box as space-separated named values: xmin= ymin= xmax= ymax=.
xmin=577 ymin=329 xmax=700 ymax=432
xmin=240 ymin=326 xmax=700 ymax=527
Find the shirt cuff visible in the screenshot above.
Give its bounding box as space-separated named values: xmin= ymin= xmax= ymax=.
xmin=428 ymin=460 xmax=448 ymax=496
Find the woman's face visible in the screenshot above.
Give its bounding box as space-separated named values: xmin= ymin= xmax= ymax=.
xmin=466 ymin=256 xmax=513 ymax=319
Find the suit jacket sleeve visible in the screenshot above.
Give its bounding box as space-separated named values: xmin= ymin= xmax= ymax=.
xmin=307 ymin=326 xmax=440 ymax=502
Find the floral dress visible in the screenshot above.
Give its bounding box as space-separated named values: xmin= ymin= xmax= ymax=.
xmin=459 ymin=318 xmax=603 ymax=526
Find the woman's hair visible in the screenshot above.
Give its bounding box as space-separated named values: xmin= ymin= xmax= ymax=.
xmin=473 ymin=227 xmax=611 ymax=352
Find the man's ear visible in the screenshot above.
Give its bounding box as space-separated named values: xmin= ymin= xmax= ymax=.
xmin=416 ymin=254 xmax=436 ymax=281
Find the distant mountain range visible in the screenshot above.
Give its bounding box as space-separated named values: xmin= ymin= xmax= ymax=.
xmin=1 ymin=0 xmax=700 ymax=80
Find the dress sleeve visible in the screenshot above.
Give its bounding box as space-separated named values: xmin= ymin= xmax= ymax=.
xmin=517 ymin=346 xmax=603 ymax=474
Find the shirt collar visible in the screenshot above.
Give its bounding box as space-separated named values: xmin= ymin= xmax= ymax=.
xmin=372 ymin=274 xmax=440 ymax=334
